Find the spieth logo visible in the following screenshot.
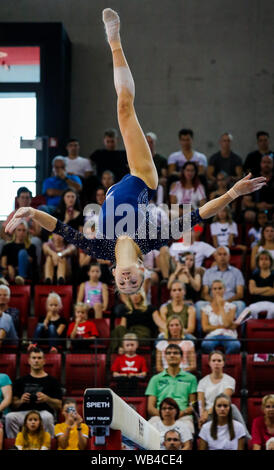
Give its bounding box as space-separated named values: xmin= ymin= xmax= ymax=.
xmin=86 ymin=402 xmax=111 ymax=408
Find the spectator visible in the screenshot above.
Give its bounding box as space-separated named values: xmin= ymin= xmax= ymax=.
xmin=5 ymin=347 xmax=62 ymax=438
xmin=110 ymin=290 xmax=158 ymax=353
xmin=0 ymin=288 xmax=18 ymax=349
xmin=169 ymin=162 xmax=206 ymax=209
xmin=89 ymin=128 xmax=128 ymax=181
xmin=55 ymin=398 xmax=89 ymax=450
xmin=41 ymin=156 xmax=82 ymax=214
xmin=1 ymin=186 xmax=42 ymax=264
xmin=209 ymin=171 xmax=230 ymax=200
xmin=169 ymin=226 xmax=216 ymax=268
xmin=101 ymin=170 xmax=115 ymax=192
xmin=196 ymin=246 xmax=245 ymax=326
xmin=42 ymin=233 xmax=76 ymax=285
xmin=111 ymin=333 xmax=148 ymax=395
xmin=251 ymin=394 xmax=274 ymax=450
xmin=266 ymin=437 xmax=274 ymax=450
xmin=249 ymin=250 xmax=274 ymax=304
xmin=201 ymin=280 xmax=241 ymax=354
xmin=149 ymin=398 xmax=192 ymax=450
xmin=210 ymin=207 xmax=238 ymax=248
xmin=251 ymin=223 xmax=274 ymax=271
xmin=15 ymin=410 xmax=51 ymax=450
xmin=32 ymin=292 xmax=67 ymax=352
xmin=1 ymin=221 xmax=37 ymax=285
xmin=207 ymin=133 xmax=243 ymax=188
xmin=0 ymin=371 xmax=12 ymax=418
xmin=145 ymin=132 xmax=168 ymax=179
xmin=145 ymin=343 xmax=197 ymax=433
xmin=54 ymin=188 xmax=84 ymax=231
xmin=199 ymin=393 xmax=246 ymax=450
xmin=198 ymin=350 xmax=249 ymax=435
xmin=64 ymin=138 xmax=93 ymax=179
xmin=244 ymin=131 xmax=272 ymax=177
xmin=156 ymin=315 xmax=196 ymax=373
xmin=77 ymin=263 xmax=108 ymax=319
xmin=253 ymin=154 xmax=274 ymax=215
xmin=67 ymin=302 xmax=99 ymax=351
xmin=95 ymin=187 xmax=106 ymax=206
xmin=248 ymin=211 xmax=269 ymax=248
xmin=154 ymin=280 xmax=196 ymax=339
xmin=0 ymin=284 xmax=19 ymax=334
xmin=163 ymin=429 xmax=190 ymax=451
xmin=168 ymin=128 xmax=208 ymax=177
xmin=167 ymin=251 xmax=202 ymax=303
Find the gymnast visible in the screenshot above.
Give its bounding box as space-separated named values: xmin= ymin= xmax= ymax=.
xmin=5 ymin=9 xmax=266 ymax=295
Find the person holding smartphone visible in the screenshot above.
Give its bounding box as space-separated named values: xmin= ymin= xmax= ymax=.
xmin=54 ymin=398 xmax=89 ymax=450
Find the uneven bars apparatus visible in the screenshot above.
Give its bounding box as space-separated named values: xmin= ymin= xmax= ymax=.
xmin=83 ymin=388 xmax=160 ymax=450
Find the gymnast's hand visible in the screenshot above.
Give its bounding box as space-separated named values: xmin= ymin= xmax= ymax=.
xmin=229 ymin=173 xmax=267 ymax=198
xmin=5 ymin=207 xmax=35 ymax=234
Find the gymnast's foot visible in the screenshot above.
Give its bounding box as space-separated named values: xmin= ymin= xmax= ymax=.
xmin=102 ymin=8 xmax=121 ymax=50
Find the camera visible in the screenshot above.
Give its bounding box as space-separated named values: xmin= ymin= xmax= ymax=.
xmin=29 ymin=393 xmax=37 ymax=403
xmin=178 ymin=255 xmax=186 ymax=264
xmin=67 ymin=406 xmax=76 ymax=414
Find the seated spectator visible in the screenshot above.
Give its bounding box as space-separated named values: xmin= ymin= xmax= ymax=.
xmin=101 ymin=170 xmax=115 ymax=192
xmin=154 ymin=280 xmax=196 ymax=339
xmin=169 ymin=162 xmax=206 ymax=209
xmin=42 ymin=233 xmax=76 ymax=285
xmin=195 ymin=246 xmax=245 ymax=332
xmin=266 ymin=437 xmax=274 ymax=450
xmin=167 ymin=251 xmax=202 ymax=303
xmin=67 ymin=302 xmax=99 ymax=351
xmin=145 ymin=344 xmax=197 ymax=433
xmin=15 ymin=410 xmax=51 ymax=450
xmin=1 ymin=186 xmax=42 ymax=264
xmin=94 ymin=186 xmax=106 ymax=206
xmin=168 ymin=128 xmax=208 ymax=177
xmin=201 ymin=280 xmax=241 ymax=354
xmin=248 ymin=211 xmax=269 ymax=248
xmin=1 ymin=221 xmax=37 ymax=285
xmin=5 ymin=347 xmax=62 ymax=438
xmin=199 ymin=393 xmax=246 ymax=450
xmin=55 ymin=398 xmax=89 ymax=450
xmin=149 ymin=398 xmax=192 ymax=450
xmin=249 ymin=250 xmax=274 ymax=304
xmin=40 ymin=156 xmax=82 ymax=214
xmin=251 ymin=394 xmax=274 ymax=450
xmin=156 ymin=315 xmax=196 ymax=373
xmin=0 ymin=370 xmax=12 ymax=418
xmin=169 ymin=226 xmax=216 ymax=268
xmin=207 ymin=133 xmax=243 ymax=189
xmin=32 ymin=292 xmax=67 ymax=352
xmin=77 ymin=262 xmax=109 ymax=318
xmin=64 ymin=138 xmax=93 ymax=179
xmin=251 ymin=223 xmax=274 ymax=271
xmin=209 ymin=171 xmax=230 ymax=201
xmin=163 ymin=429 xmax=186 ymax=450
xmin=244 ymin=131 xmax=272 ymax=177
xmin=111 ymin=333 xmax=148 ymax=395
xmin=0 ymin=284 xmax=19 ymax=333
xmin=89 ymin=128 xmax=128 ymax=181
xmin=54 ymin=188 xmax=84 ymax=231
xmin=252 ymin=154 xmax=274 ymax=216
xmin=145 ymin=132 xmax=168 ymax=180
xmin=110 ymin=290 xmax=158 ymax=353
xmin=210 ymin=207 xmax=239 ymax=248
xmin=198 ymin=351 xmax=249 ymax=436
xmin=0 ymin=289 xmax=18 ymax=348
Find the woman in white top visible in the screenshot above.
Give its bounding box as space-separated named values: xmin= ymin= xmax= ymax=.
xmin=156 ymin=315 xmax=196 ymax=373
xmin=251 ymin=222 xmax=274 ymax=271
xmin=210 ymin=206 xmax=238 ymax=248
xmin=201 ymin=280 xmax=241 ymax=354
xmin=149 ymin=397 xmax=193 ymax=449
xmin=169 ymin=162 xmax=206 ymax=209
xmin=199 ymin=393 xmax=246 ymax=450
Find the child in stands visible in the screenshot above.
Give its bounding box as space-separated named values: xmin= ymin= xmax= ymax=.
xmin=55 ymin=398 xmax=89 ymax=450
xmin=15 ymin=410 xmax=51 ymax=450
xmin=67 ymin=302 xmax=99 ymax=351
xmin=77 ymin=262 xmax=109 ymax=318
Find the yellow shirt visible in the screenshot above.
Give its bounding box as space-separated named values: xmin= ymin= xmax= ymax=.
xmin=54 ymin=422 xmax=89 ymax=450
xmin=15 ymin=431 xmax=51 ymax=450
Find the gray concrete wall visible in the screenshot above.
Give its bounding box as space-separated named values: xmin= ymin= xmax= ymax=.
xmin=1 ymin=0 xmax=274 ymax=160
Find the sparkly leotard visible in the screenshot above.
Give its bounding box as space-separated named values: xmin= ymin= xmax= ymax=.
xmin=53 ymin=174 xmax=203 ymax=262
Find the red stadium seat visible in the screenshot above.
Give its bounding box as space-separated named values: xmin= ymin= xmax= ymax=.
xmin=19 ymin=353 xmax=61 ymax=379
xmin=0 ymin=354 xmax=17 ymax=381
xmin=122 ymin=396 xmax=147 ymax=419
xmin=34 ymin=285 xmax=73 ymax=320
xmin=247 ymin=397 xmax=263 ymax=430
xmin=246 ymin=354 xmax=274 ymax=396
xmin=159 ymin=284 xmax=170 ymax=305
xmin=9 ymin=285 xmax=31 ymax=328
xmin=203 ymin=255 xmax=214 ymax=269
xmin=151 ymin=284 xmax=159 ymax=308
xmin=15 ymin=194 xmax=46 ymax=210
xmin=246 ymin=320 xmax=274 ymax=353
xmin=3 ymin=438 xmax=15 ymax=450
xmin=92 ymin=318 xmax=110 ymax=349
xmin=231 ymin=397 xmax=241 ymax=409
xmin=201 ymin=354 xmax=242 ymax=395
xmin=65 ymin=354 xmax=106 ymax=395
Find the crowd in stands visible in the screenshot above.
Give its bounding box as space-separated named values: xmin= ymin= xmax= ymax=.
xmin=0 ymin=127 xmax=273 ymax=450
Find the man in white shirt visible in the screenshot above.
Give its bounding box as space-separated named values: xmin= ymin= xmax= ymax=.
xmin=168 ymin=128 xmax=208 ymax=177
xmin=64 ymin=138 xmax=93 ymax=179
xmin=169 ymin=227 xmax=216 ymax=267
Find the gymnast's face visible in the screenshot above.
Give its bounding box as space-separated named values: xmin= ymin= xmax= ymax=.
xmin=113 ymin=264 xmax=144 ymax=294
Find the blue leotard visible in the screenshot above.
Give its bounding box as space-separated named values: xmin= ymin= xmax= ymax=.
xmin=53 ymin=174 xmax=203 ymax=262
